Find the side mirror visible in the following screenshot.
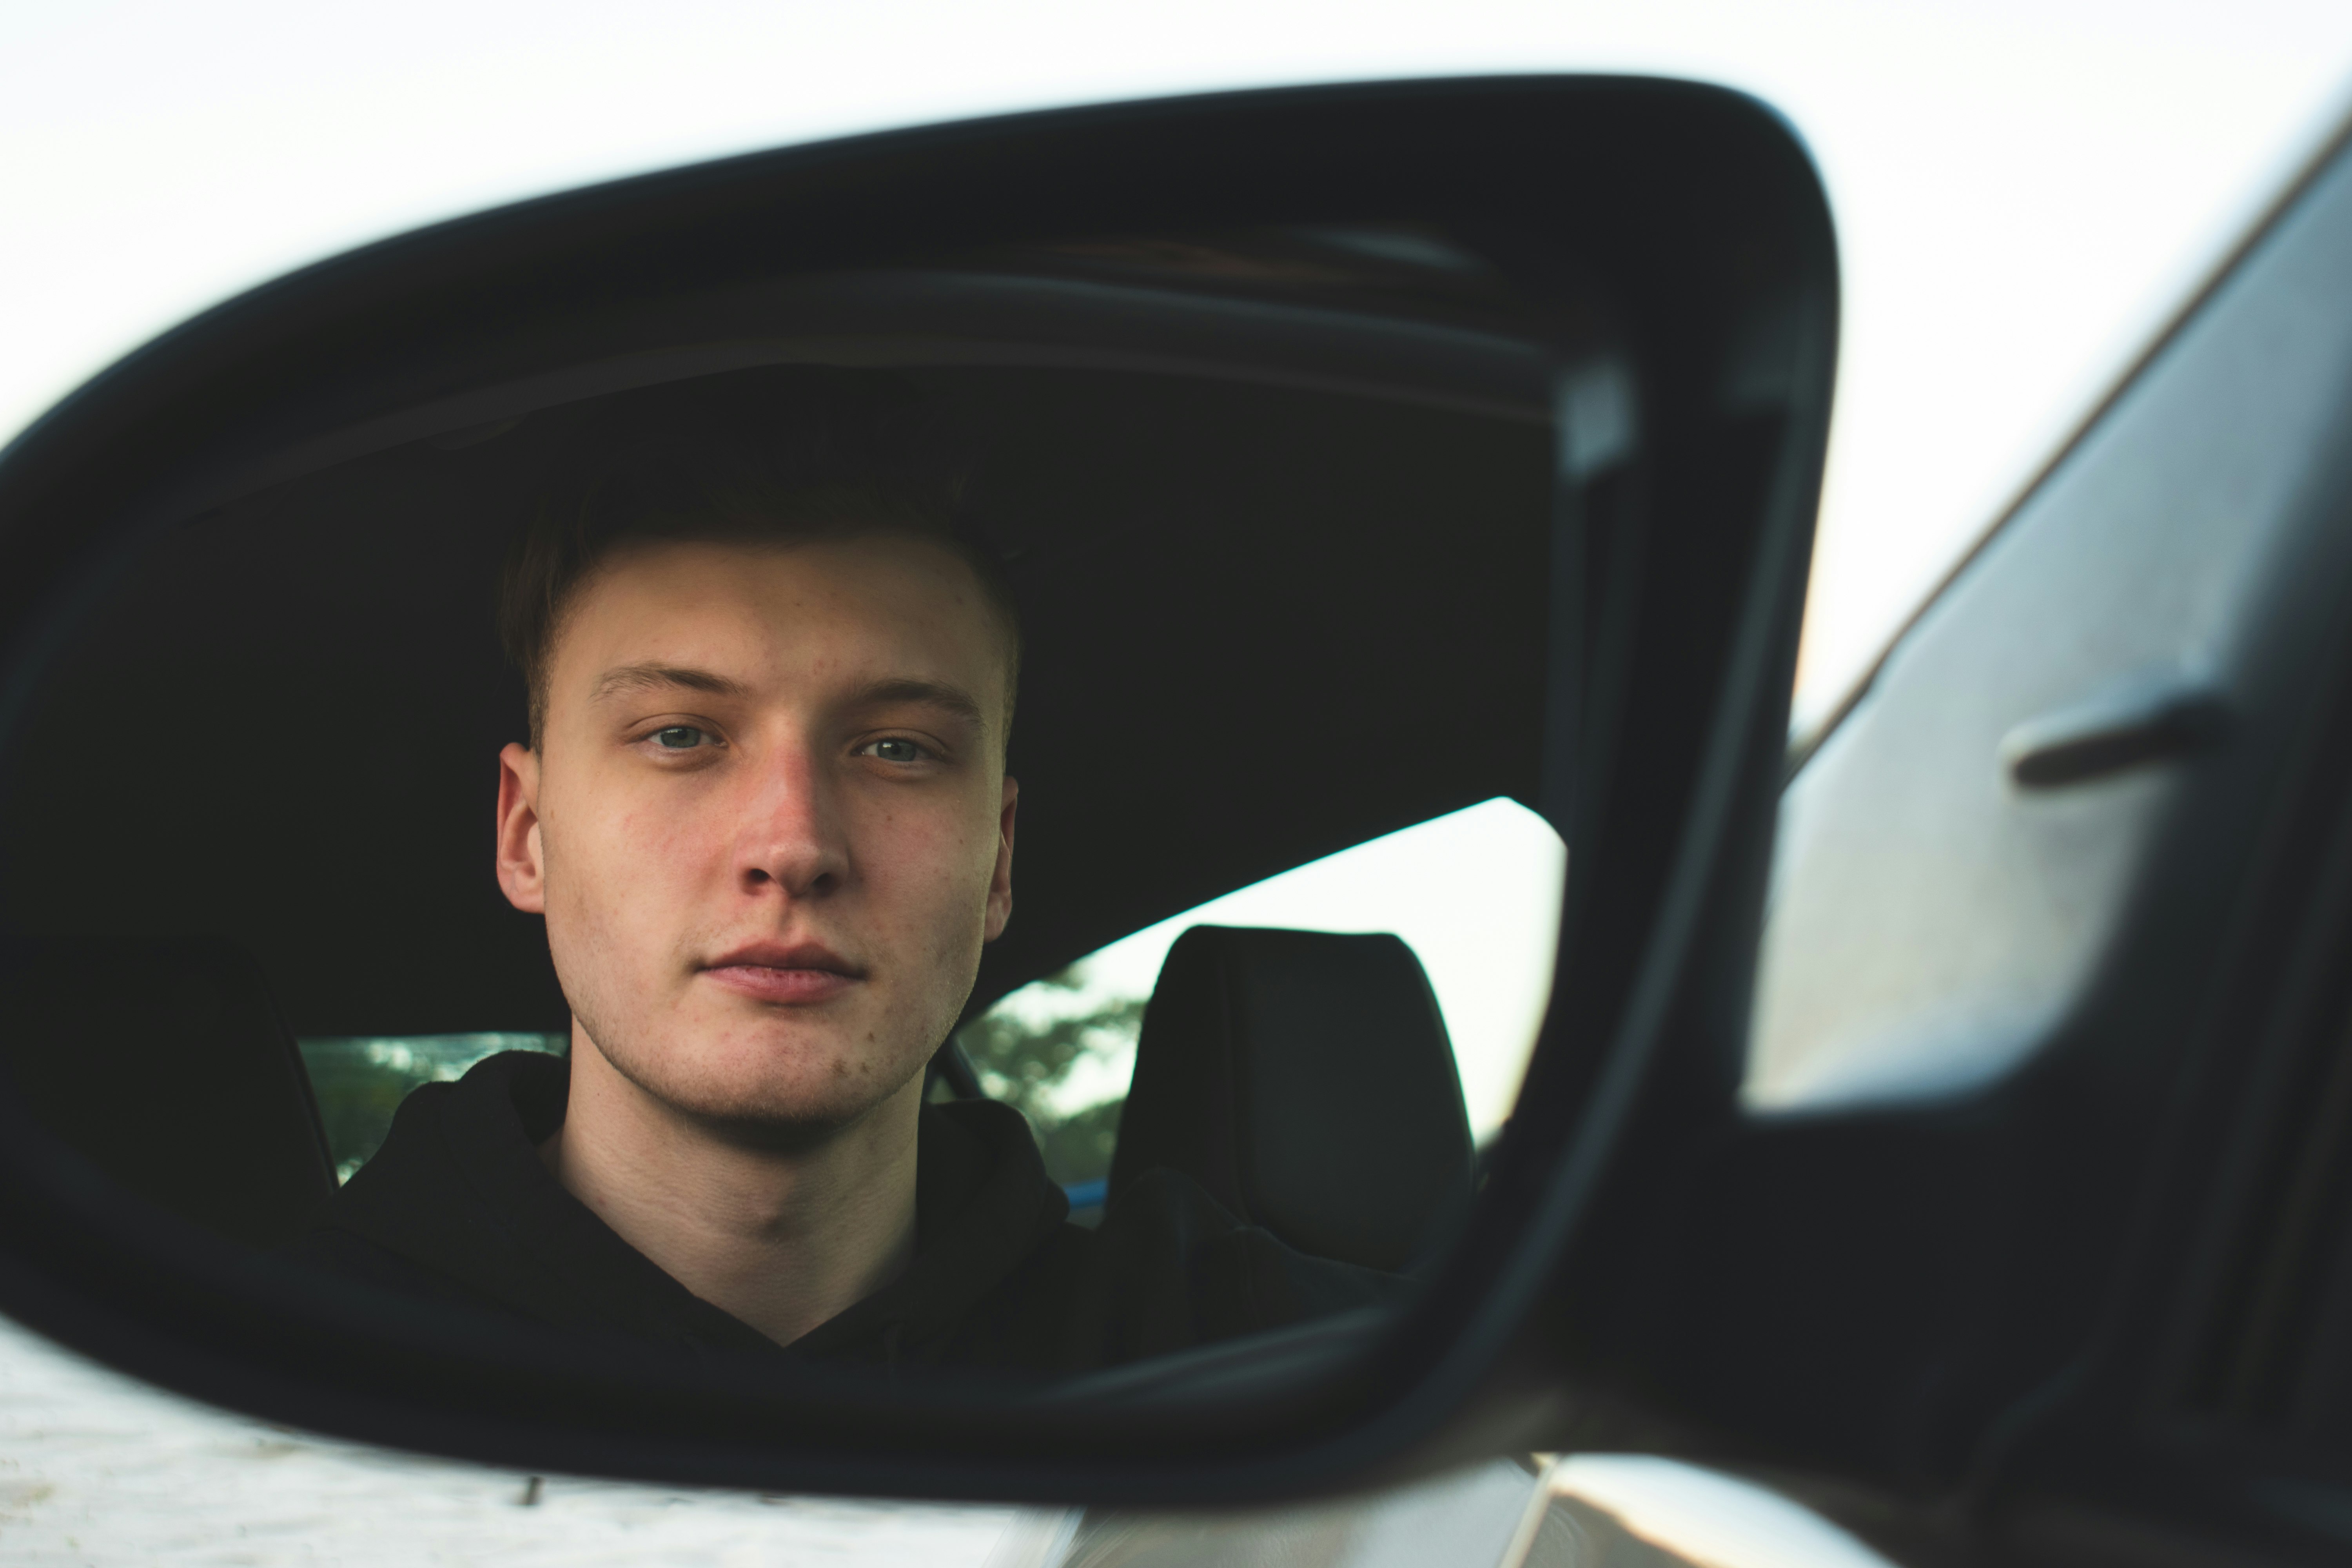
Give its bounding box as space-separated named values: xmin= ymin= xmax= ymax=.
xmin=0 ymin=78 xmax=1836 ymax=1508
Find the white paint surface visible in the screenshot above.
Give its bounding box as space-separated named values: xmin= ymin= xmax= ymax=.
xmin=0 ymin=1314 xmax=1020 ymax=1565
xmin=1556 ymin=1455 xmax=1894 ymax=1568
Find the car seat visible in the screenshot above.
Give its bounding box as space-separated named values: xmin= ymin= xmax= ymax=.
xmin=0 ymin=936 xmax=337 ymax=1247
xmin=1107 ymin=925 xmax=1474 ymax=1272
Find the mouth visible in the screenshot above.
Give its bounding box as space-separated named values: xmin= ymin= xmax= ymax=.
xmin=698 ymin=941 xmax=867 ymax=1005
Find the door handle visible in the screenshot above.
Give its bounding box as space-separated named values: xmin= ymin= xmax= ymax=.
xmin=2000 ymin=673 xmax=2227 ymax=788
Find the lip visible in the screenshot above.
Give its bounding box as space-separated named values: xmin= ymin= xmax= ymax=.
xmin=699 ymin=941 xmax=866 ymax=1005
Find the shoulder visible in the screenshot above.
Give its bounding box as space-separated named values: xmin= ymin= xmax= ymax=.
xmin=288 ymin=1050 xmax=579 ymax=1319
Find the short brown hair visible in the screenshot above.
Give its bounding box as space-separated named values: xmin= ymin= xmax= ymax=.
xmin=497 ymin=367 xmax=1019 ymax=747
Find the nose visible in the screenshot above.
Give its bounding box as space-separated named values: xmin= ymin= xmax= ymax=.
xmin=735 ymin=740 xmax=849 ymax=901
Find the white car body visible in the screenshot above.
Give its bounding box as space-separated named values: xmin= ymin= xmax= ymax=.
xmin=4 ymin=4 xmax=2351 ymax=1562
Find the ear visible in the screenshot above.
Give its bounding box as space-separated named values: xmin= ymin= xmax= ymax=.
xmin=496 ymin=742 xmax=547 ymax=914
xmin=983 ymin=775 xmax=1018 ymax=942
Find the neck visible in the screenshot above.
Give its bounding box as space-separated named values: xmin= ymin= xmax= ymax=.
xmin=543 ymin=1027 xmax=922 ymax=1347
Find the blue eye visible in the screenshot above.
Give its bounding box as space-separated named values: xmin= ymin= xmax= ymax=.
xmin=867 ymin=738 xmax=922 ymax=762
xmin=653 ymin=726 xmax=706 ymax=750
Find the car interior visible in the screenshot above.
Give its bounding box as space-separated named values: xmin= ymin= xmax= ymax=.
xmin=0 ymin=228 xmax=1558 ymax=1358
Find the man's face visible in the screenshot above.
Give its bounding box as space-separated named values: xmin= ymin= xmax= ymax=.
xmin=495 ymin=533 xmax=1016 ymax=1133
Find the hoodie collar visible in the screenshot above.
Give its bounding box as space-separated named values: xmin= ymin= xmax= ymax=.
xmin=332 ymin=1050 xmax=1069 ymax=1360
xmin=789 ymin=1091 xmax=1071 ymax=1360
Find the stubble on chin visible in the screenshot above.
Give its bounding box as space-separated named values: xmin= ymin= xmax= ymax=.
xmin=578 ymin=976 xmax=937 ymax=1143
xmin=543 ymin=867 xmax=987 ymax=1141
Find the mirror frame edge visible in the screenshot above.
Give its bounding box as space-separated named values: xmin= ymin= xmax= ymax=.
xmin=0 ymin=74 xmax=1838 ymax=1506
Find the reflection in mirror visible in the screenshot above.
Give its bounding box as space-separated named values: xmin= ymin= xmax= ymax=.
xmin=301 ymin=1034 xmax=568 ymax=1185
xmin=0 ymin=224 xmax=1572 ymax=1390
xmin=956 ymin=797 xmax=1565 ymax=1230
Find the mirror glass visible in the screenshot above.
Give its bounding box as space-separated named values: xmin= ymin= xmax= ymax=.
xmin=0 ymin=222 xmax=1574 ymax=1388
xmin=954 ymin=797 xmax=1565 ymax=1217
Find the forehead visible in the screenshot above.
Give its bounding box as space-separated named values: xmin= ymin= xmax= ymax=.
xmin=548 ymin=534 xmax=1011 ymax=714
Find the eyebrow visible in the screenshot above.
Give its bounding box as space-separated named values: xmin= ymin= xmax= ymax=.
xmin=588 ymin=666 xmax=988 ymax=730
xmin=850 ymin=677 xmax=988 ymax=732
xmin=589 ymin=662 xmax=753 ymax=704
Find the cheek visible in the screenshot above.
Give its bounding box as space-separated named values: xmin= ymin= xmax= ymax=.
xmin=544 ymin=776 xmax=732 ymax=937
xmin=865 ymin=800 xmax=999 ymax=924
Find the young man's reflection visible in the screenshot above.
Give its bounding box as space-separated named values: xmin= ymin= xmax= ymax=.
xmin=296 ymin=368 xmax=1392 ymax=1371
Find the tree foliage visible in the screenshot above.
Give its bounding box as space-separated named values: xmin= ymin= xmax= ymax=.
xmin=955 ymin=973 xmax=1144 ymax=1187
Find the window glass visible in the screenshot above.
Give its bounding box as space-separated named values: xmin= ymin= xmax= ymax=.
xmin=300 ymin=1034 xmax=567 ymax=1183
xmin=956 ymin=796 xmax=1566 ymax=1199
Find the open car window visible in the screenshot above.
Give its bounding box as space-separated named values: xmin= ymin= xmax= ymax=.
xmin=955 ymin=796 xmax=1564 ymax=1212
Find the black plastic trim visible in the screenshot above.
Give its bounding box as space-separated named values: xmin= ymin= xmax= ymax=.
xmin=0 ymin=75 xmax=1837 ymax=1506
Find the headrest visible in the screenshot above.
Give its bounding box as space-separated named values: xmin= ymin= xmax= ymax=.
xmin=1109 ymin=926 xmax=1473 ymax=1272
xmin=0 ymin=936 xmax=336 ymax=1247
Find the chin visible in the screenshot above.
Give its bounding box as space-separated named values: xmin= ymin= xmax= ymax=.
xmin=635 ymin=1036 xmax=924 ymax=1137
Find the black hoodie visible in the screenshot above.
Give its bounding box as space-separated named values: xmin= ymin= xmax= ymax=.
xmin=294 ymin=1051 xmax=1397 ymax=1374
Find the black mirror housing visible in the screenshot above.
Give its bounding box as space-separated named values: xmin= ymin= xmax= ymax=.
xmin=0 ymin=76 xmax=1836 ymax=1506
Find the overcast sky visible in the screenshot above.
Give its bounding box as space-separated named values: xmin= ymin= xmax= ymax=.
xmin=6 ymin=0 xmax=2352 ymax=724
